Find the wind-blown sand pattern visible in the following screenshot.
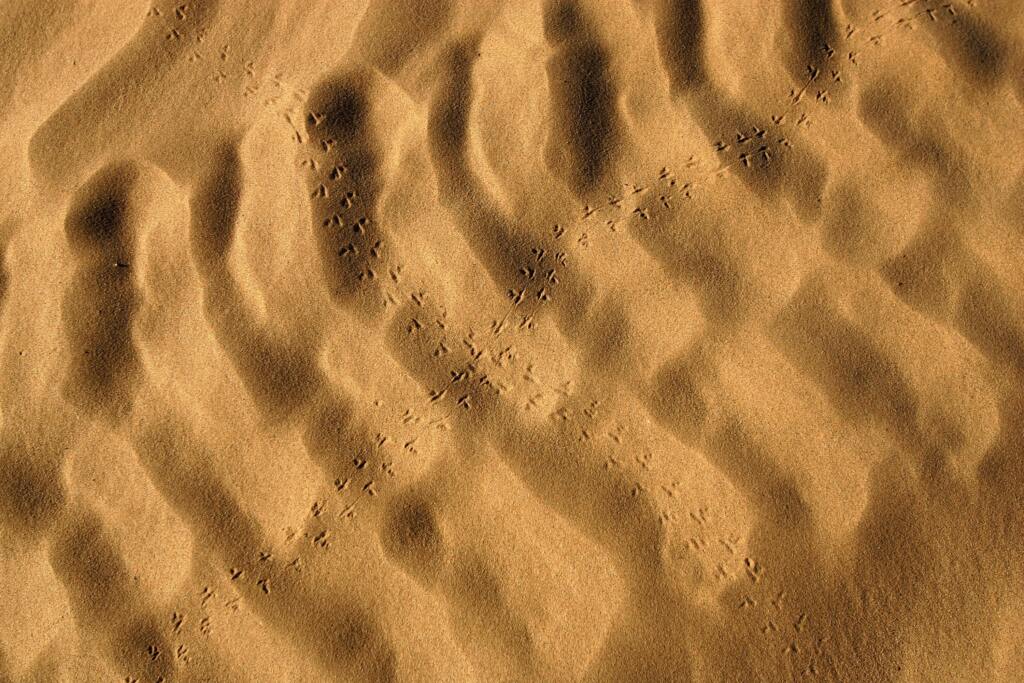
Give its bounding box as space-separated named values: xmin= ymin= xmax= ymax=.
xmin=1 ymin=0 xmax=1024 ymax=680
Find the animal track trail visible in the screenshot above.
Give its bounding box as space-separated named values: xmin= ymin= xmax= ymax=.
xmin=382 ymin=291 xmax=671 ymax=590
xmin=559 ymin=0 xmax=984 ymax=251
xmin=130 ymin=417 xmax=401 ymax=682
xmin=292 ymin=46 xmax=712 ymax=674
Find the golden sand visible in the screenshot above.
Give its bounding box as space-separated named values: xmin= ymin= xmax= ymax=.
xmin=1 ymin=0 xmax=1023 ymax=680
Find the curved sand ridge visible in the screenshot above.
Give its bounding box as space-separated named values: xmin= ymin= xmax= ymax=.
xmin=2 ymin=0 xmax=1024 ymax=680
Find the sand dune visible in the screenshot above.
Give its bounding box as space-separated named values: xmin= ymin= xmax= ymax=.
xmin=2 ymin=0 xmax=1024 ymax=680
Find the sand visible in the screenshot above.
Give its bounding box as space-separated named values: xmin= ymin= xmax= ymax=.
xmin=1 ymin=0 xmax=1023 ymax=680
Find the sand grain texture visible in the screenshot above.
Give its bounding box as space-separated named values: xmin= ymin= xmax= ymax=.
xmin=2 ymin=0 xmax=1024 ymax=680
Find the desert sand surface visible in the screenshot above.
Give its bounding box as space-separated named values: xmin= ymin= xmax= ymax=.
xmin=1 ymin=0 xmax=1024 ymax=680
